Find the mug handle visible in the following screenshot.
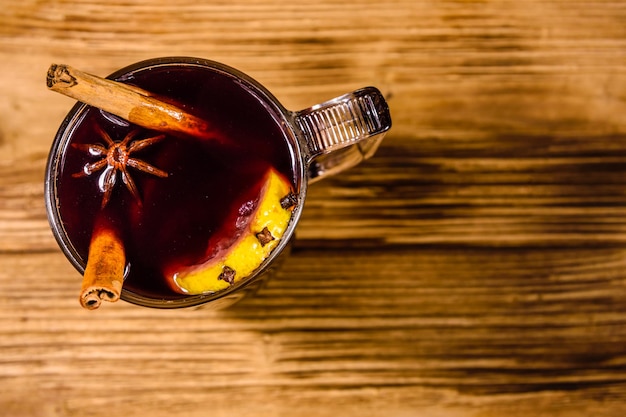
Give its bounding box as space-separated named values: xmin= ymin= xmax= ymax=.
xmin=293 ymin=87 xmax=392 ymax=182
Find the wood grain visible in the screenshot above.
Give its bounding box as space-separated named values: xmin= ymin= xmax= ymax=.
xmin=1 ymin=0 xmax=626 ymax=416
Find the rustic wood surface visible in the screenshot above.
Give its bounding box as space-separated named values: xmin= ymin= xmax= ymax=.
xmin=1 ymin=1 xmax=626 ymax=416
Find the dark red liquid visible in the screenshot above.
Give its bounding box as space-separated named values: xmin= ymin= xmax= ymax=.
xmin=54 ymin=63 xmax=296 ymax=300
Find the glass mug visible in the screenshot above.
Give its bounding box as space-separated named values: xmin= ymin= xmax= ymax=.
xmin=45 ymin=57 xmax=391 ymax=309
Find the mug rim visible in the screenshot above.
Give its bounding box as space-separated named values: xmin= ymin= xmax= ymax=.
xmin=44 ymin=56 xmax=307 ymax=308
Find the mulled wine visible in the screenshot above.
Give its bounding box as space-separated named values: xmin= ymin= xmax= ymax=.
xmin=53 ymin=62 xmax=297 ymax=301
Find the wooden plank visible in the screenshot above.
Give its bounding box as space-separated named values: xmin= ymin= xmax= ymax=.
xmin=0 ymin=0 xmax=625 ymax=415
xmin=1 ymin=248 xmax=626 ymax=415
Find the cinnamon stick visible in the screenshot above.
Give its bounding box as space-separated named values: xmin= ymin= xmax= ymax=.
xmin=79 ymin=222 xmax=125 ymax=310
xmin=47 ymin=63 xmax=217 ymax=309
xmin=47 ymin=63 xmax=214 ymax=139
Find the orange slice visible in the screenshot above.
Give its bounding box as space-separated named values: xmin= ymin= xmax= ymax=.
xmin=169 ymin=168 xmax=296 ymax=294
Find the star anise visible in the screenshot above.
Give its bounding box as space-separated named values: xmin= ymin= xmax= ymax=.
xmin=72 ymin=124 xmax=168 ymax=207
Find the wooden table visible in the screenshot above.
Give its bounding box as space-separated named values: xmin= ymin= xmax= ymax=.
xmin=1 ymin=1 xmax=625 ymax=415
